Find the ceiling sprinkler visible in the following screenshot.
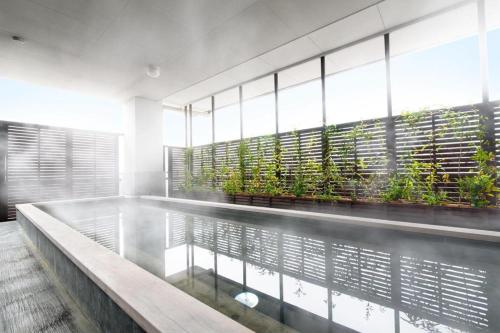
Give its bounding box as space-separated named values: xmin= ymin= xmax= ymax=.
xmin=146 ymin=64 xmax=161 ymax=78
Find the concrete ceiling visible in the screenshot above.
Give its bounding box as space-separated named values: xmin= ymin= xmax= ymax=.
xmin=0 ymin=0 xmax=472 ymax=106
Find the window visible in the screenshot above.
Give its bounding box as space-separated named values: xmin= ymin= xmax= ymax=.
xmin=163 ymin=109 xmax=185 ymax=146
xmin=0 ymin=77 xmax=123 ymax=133
xmin=242 ymin=75 xmax=275 ymax=138
xmin=191 ymin=98 xmax=212 ymax=146
xmin=325 ymin=37 xmax=387 ymax=125
xmin=214 ymin=88 xmax=240 ymax=142
xmin=487 ymin=0 xmax=500 ymax=100
xmin=278 ymin=59 xmax=322 ymax=132
xmin=390 ymin=3 xmax=481 ymax=114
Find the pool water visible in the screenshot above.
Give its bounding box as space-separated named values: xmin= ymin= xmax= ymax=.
xmin=39 ymin=199 xmax=500 ymax=333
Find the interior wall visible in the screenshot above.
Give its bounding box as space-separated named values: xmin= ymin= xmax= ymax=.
xmin=123 ymin=97 xmax=165 ymax=196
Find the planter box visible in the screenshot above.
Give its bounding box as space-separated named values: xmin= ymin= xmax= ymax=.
xmin=172 ymin=191 xmax=500 ymax=231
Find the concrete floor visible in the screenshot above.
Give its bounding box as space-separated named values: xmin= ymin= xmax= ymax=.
xmin=0 ymin=221 xmax=98 ymax=333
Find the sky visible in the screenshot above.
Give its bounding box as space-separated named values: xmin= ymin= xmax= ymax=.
xmin=0 ymin=78 xmax=124 ymax=133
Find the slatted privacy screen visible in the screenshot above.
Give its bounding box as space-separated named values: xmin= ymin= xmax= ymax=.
xmin=1 ymin=122 xmax=119 ymax=220
xmin=395 ymin=106 xmax=481 ymax=201
xmin=328 ymin=119 xmax=387 ymax=197
xmin=169 ymin=147 xmax=187 ymax=191
xmin=72 ymin=130 xmax=119 ymax=199
xmin=170 ymin=102 xmax=500 ymax=204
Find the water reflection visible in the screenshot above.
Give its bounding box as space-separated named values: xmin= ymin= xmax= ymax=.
xmin=41 ymin=200 xmax=500 ymax=333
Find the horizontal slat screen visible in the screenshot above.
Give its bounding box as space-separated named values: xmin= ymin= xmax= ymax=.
xmin=2 ymin=122 xmax=119 ymax=220
xmin=170 ymin=102 xmax=500 ymax=205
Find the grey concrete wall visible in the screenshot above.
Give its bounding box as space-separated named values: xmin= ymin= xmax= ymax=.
xmin=17 ymin=212 xmax=145 ymax=333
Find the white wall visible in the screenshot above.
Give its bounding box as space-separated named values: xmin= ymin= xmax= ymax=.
xmin=122 ymin=97 xmax=165 ymax=196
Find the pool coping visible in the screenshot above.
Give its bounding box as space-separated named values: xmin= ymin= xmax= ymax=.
xmin=16 ymin=201 xmax=252 ymax=333
xmin=142 ymin=195 xmax=500 ymax=243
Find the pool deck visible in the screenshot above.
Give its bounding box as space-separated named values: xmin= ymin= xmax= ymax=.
xmin=0 ymin=221 xmax=98 ymax=333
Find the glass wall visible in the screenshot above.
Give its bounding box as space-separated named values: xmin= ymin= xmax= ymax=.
xmin=191 ymin=98 xmax=212 ymax=146
xmin=180 ymin=1 xmax=498 ymax=145
xmin=487 ymin=0 xmax=500 ymax=101
xmin=242 ymin=75 xmax=275 ymax=138
xmin=390 ymin=3 xmax=481 ymax=114
xmin=278 ymin=59 xmax=322 ymax=132
xmin=164 ymin=109 xmax=185 ymax=146
xmin=325 ymin=37 xmax=387 ymax=124
xmin=214 ymin=88 xmax=240 ymax=142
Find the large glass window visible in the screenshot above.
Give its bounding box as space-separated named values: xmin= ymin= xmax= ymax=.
xmin=214 ymin=88 xmax=240 ymax=142
xmin=487 ymin=0 xmax=500 ymax=101
xmin=278 ymin=59 xmax=322 ymax=133
xmin=191 ymin=98 xmax=212 ymax=146
xmin=390 ymin=3 xmax=481 ymax=114
xmin=163 ymin=109 xmax=185 ymax=146
xmin=242 ymin=75 xmax=275 ymax=138
xmin=325 ymin=37 xmax=387 ymax=125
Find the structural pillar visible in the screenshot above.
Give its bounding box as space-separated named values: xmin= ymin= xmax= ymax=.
xmin=123 ymin=97 xmax=165 ymax=196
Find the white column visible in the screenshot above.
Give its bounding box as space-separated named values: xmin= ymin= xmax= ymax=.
xmin=122 ymin=97 xmax=165 ymax=196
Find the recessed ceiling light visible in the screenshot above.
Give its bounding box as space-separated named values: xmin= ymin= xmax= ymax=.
xmin=146 ymin=65 xmax=161 ymax=78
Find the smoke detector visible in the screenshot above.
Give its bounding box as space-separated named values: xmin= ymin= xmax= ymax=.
xmin=146 ymin=65 xmax=161 ymax=78
xmin=11 ymin=35 xmax=25 ymax=44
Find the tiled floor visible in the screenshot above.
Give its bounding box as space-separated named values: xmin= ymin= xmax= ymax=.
xmin=0 ymin=221 xmax=98 ymax=333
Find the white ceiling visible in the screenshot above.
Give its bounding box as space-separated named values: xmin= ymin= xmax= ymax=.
xmin=0 ymin=0 xmax=473 ymax=106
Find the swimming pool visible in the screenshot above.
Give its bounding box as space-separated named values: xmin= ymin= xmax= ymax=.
xmin=17 ymin=196 xmax=500 ymax=332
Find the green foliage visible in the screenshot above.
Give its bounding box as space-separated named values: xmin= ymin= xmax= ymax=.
xmin=187 ymin=105 xmax=498 ymax=209
xmin=383 ymin=110 xmax=449 ymax=205
xmin=222 ymin=168 xmax=243 ymax=195
xmin=238 ymin=140 xmax=250 ymax=192
xmin=457 ymin=147 xmax=498 ymax=208
xmin=263 ymin=137 xmax=286 ymax=196
xmin=382 ymin=174 xmax=406 ymax=202
xmin=248 ymin=138 xmax=265 ymax=194
xmin=291 ymin=130 xmax=306 ymax=197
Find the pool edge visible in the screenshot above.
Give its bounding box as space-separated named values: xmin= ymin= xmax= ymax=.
xmin=16 ymin=202 xmax=252 ymax=333
xmin=141 ymin=195 xmax=500 ymax=243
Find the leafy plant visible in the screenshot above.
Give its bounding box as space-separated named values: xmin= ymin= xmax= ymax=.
xmin=385 ymin=109 xmax=448 ymax=205
xmin=291 ymin=131 xmax=306 ymax=197
xmin=304 ymin=159 xmax=322 ymax=197
xmin=382 ymin=173 xmax=406 ymax=202
xmin=222 ymin=168 xmax=243 ymax=195
xmin=238 ymin=140 xmax=250 ymax=192
xmin=458 ymin=147 xmax=498 ymax=207
xmin=263 ymin=137 xmax=286 ymax=196
xmin=248 ymin=138 xmax=265 ymax=194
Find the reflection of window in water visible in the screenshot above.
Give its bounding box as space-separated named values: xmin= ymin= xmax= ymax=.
xmin=165 ymin=212 xmax=492 ymax=332
xmin=331 ymin=292 xmax=394 ymax=333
